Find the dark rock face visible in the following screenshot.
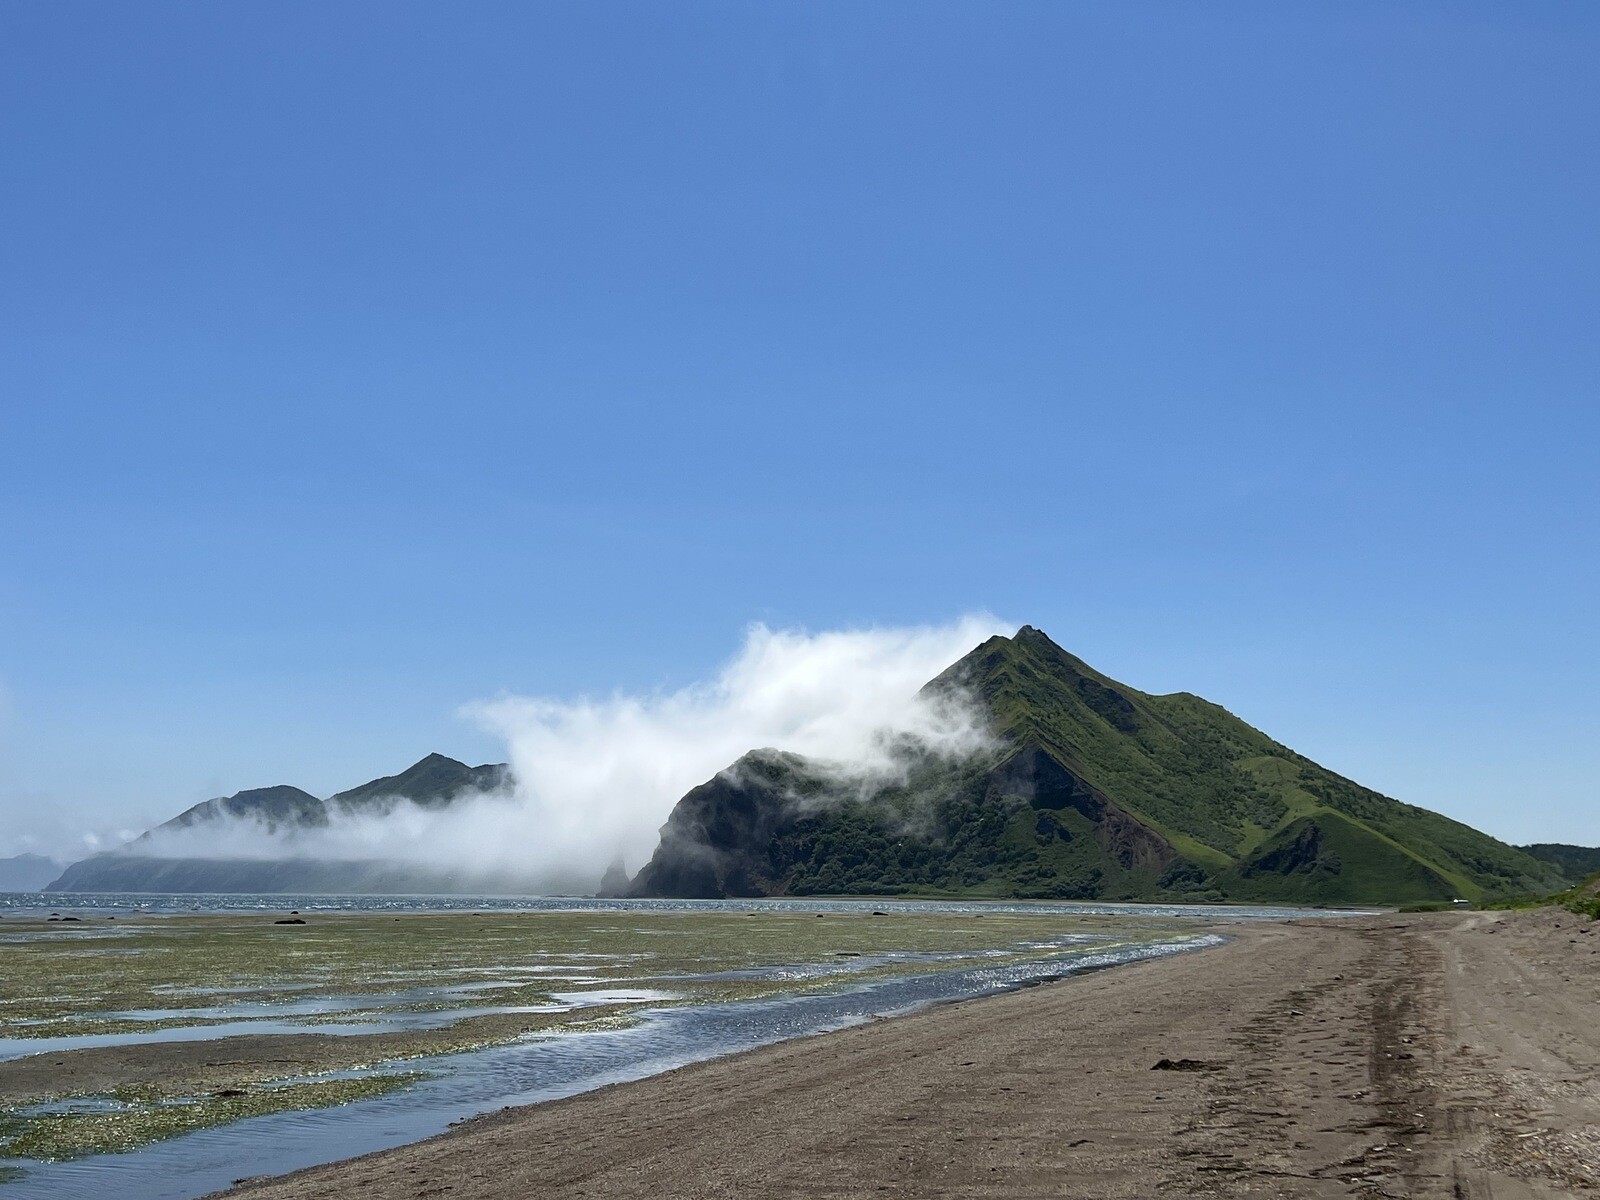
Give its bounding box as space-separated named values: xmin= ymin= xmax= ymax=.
xmin=628 ymin=752 xmax=805 ymax=899
xmin=1096 ymin=805 xmax=1177 ymax=873
xmin=985 ymin=744 xmax=1100 ymax=813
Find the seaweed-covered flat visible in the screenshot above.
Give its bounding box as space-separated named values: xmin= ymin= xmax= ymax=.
xmin=0 ymin=900 xmax=1252 ymax=1189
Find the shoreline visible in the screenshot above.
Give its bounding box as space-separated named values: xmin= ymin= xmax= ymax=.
xmin=216 ymin=910 xmax=1600 ymax=1200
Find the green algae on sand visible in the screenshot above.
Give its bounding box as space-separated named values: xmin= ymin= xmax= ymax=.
xmin=0 ymin=906 xmax=1195 ymax=1160
xmin=0 ymin=1073 xmax=423 ymax=1162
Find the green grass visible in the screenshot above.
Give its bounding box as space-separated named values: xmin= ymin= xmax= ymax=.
xmin=1518 ymin=843 xmax=1600 ymax=884
xmin=931 ymin=630 xmax=1565 ymax=904
xmin=1561 ymin=872 xmax=1600 ymax=920
xmin=1219 ymin=810 xmax=1463 ymax=905
xmin=1479 ymin=870 xmax=1600 ymax=919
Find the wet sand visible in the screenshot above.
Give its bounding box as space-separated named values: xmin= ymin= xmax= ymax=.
xmin=219 ymin=909 xmax=1599 ymax=1199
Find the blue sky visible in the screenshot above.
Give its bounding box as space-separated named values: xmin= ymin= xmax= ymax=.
xmin=2 ymin=2 xmax=1596 ymax=858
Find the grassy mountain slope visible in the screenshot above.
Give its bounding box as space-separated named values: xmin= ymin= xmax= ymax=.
xmin=630 ymin=627 xmax=1565 ymax=905
xmin=1567 ymin=874 xmax=1600 ymax=920
xmin=1518 ymin=843 xmax=1600 ymax=884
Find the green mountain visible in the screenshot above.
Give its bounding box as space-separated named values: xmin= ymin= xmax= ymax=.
xmin=1518 ymin=843 xmax=1600 ymax=884
xmin=629 ymin=627 xmax=1567 ymax=905
xmin=45 ymin=755 xmax=513 ymax=893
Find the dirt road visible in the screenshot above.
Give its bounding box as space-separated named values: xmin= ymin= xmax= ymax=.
xmin=221 ymin=910 xmax=1599 ymax=1199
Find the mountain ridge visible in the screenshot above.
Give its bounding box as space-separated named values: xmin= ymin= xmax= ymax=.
xmin=630 ymin=627 xmax=1568 ymax=905
xmin=1518 ymin=843 xmax=1600 ymax=882
xmin=45 ymin=754 xmax=513 ymax=893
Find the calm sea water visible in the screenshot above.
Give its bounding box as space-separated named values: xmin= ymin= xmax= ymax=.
xmin=0 ymin=890 xmax=1340 ymax=919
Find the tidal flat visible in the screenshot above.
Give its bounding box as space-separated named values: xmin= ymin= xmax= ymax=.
xmin=209 ymin=910 xmax=1600 ymax=1200
xmin=0 ymin=904 xmax=1205 ymax=1168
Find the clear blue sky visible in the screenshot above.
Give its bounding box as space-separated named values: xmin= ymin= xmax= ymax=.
xmin=2 ymin=2 xmax=1596 ymax=857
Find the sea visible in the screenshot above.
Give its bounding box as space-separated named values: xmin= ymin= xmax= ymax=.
xmin=4 ymin=890 xmax=1338 ymax=918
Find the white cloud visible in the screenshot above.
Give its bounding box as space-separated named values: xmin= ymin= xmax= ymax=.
xmin=136 ymin=616 xmax=1007 ymax=888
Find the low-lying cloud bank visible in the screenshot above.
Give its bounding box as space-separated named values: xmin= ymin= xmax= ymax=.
xmin=133 ymin=616 xmax=1008 ymax=889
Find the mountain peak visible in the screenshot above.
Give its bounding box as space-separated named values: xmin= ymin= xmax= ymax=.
xmin=922 ymin=625 xmax=1143 ymax=743
xmin=329 ymin=753 xmax=511 ymax=813
xmin=412 ymin=752 xmax=467 ymax=770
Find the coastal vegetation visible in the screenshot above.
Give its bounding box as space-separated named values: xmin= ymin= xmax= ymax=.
xmin=1556 ymin=872 xmax=1600 ymax=920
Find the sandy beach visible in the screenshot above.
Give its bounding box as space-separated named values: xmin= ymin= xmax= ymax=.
xmin=213 ymin=909 xmax=1599 ymax=1199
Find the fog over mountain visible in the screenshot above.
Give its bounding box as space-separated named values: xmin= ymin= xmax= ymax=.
xmin=51 ymin=618 xmax=1006 ymax=892
xmin=48 ymin=615 xmax=1593 ymax=902
xmin=627 ymin=627 xmax=1578 ymax=905
xmin=0 ymin=854 xmax=64 ymax=892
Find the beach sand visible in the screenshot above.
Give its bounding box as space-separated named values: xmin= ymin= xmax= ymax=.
xmin=213 ymin=909 xmax=1599 ymax=1199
